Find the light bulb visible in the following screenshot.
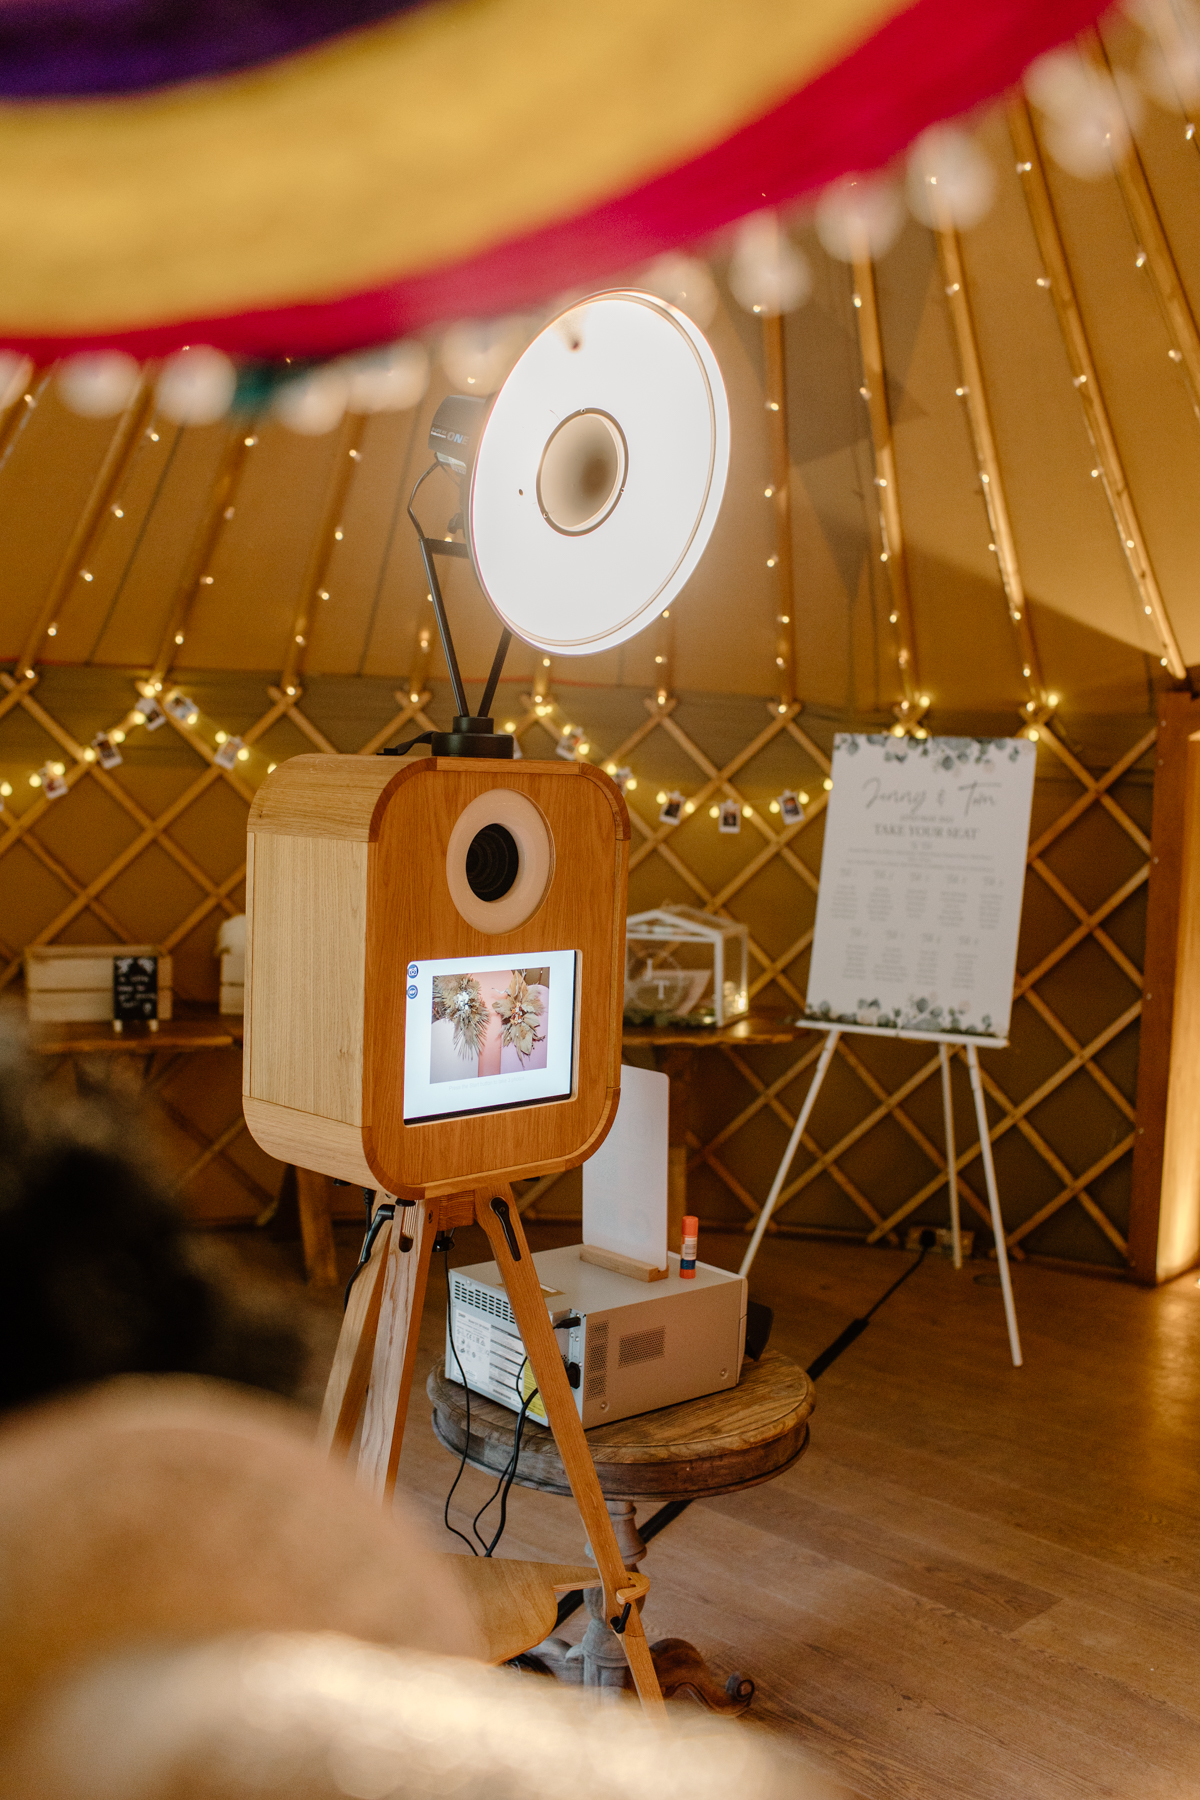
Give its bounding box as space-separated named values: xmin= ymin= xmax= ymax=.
xmin=156 ymin=345 xmax=236 ymax=425
xmin=906 ymin=126 xmax=996 ymax=230
xmin=58 ymin=351 xmax=140 ymax=418
xmin=728 ymin=212 xmax=811 ymax=317
xmin=816 ymin=174 xmax=904 ymax=261
xmin=638 ymin=252 xmax=718 ymax=327
xmin=274 ymin=367 xmax=350 ymax=436
xmin=215 ymin=730 xmax=227 ymax=744
xmin=346 ymin=340 xmax=429 ymax=414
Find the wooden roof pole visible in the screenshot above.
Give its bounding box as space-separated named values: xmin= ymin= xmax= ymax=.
xmin=1086 ymin=30 xmax=1200 ymax=427
xmin=152 ymin=417 xmax=262 ymax=684
xmin=16 ymin=372 xmax=159 ymax=678
xmin=936 ymin=223 xmax=1048 ymax=715
xmin=762 ymin=313 xmax=799 ymax=712
xmin=850 ymin=255 xmax=924 ymax=725
xmin=0 ymin=367 xmax=49 ymax=480
xmin=280 ymin=413 xmax=369 ymax=696
xmin=1009 ymin=98 xmax=1187 ymax=681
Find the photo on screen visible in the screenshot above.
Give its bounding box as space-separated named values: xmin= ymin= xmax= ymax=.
xmin=431 ymin=967 xmax=551 ymax=1083
xmin=403 ymin=950 xmax=577 ymax=1124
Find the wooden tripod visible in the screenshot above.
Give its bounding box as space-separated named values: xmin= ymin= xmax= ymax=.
xmin=317 ymin=1182 xmax=665 ymax=1712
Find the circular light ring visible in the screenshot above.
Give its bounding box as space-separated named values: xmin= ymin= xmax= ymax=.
xmin=467 ymin=291 xmax=730 ymax=655
xmin=445 ymin=789 xmax=554 ymax=934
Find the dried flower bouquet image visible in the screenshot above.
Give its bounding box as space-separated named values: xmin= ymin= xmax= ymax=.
xmin=430 ymin=966 xmax=551 ymax=1084
xmin=493 ymin=970 xmax=545 ymax=1063
xmin=432 ymin=973 xmax=491 ymax=1062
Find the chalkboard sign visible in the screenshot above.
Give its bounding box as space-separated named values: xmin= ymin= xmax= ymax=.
xmin=113 ymin=954 xmax=159 ymax=1024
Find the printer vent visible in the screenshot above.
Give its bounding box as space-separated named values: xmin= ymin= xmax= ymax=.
xmin=585 ymin=1320 xmax=609 ymax=1400
xmin=618 ymin=1325 xmax=666 ymax=1368
xmin=451 ymin=1276 xmax=515 ymax=1329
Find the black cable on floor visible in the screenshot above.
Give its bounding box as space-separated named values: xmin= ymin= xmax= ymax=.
xmin=549 ymin=1236 xmax=934 ymax=1632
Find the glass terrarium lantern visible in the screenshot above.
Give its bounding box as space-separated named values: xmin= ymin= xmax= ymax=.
xmin=624 ymin=904 xmax=750 ymax=1026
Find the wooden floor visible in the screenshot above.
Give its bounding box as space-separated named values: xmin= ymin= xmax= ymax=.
xmin=222 ymin=1220 xmax=1200 ymax=1800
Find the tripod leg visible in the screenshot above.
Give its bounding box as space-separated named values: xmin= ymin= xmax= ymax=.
xmin=474 ymin=1185 xmax=666 ymax=1714
xmin=317 ymin=1214 xmax=394 ymax=1458
xmin=357 ymin=1200 xmax=436 ymax=1502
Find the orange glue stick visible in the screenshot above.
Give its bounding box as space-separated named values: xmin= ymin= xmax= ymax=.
xmin=680 ymin=1215 xmax=698 ymax=1278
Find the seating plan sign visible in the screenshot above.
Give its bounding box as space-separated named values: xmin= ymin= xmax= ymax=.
xmin=805 ymin=734 xmax=1037 ymax=1046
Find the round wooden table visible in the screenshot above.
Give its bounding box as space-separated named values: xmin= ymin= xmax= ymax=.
xmin=427 ymin=1348 xmax=814 ymax=1711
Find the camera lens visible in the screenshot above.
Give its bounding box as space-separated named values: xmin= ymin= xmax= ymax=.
xmin=465 ymin=822 xmax=520 ymax=902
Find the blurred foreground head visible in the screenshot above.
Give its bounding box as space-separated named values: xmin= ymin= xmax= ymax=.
xmin=0 ymin=1631 xmax=809 ymax=1800
xmin=0 ymin=1019 xmax=302 ymax=1408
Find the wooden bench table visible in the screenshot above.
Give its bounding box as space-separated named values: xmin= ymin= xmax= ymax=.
xmin=620 ymin=1010 xmax=808 ymax=1242
xmin=427 ymin=1346 xmax=814 ymax=1711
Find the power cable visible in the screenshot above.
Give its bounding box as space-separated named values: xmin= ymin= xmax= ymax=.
xmin=546 ymin=1234 xmax=936 ymax=1635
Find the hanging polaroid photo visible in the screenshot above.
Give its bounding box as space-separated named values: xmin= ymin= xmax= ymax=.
xmin=778 ymin=789 xmax=803 ymax=826
xmin=613 ymin=766 xmax=633 ymax=793
xmin=138 ymin=695 xmax=167 ymax=731
xmin=39 ymin=764 xmax=68 ymax=801
xmin=164 ymin=692 xmax=199 ymax=725
xmin=658 ymin=790 xmax=685 ymax=827
xmin=556 ymin=723 xmax=585 ymax=761
xmin=92 ymin=732 xmax=122 ymax=770
xmin=718 ymin=798 xmax=742 ymax=834
xmin=214 ymin=735 xmax=244 ymax=770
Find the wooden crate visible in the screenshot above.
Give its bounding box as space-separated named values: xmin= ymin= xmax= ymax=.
xmin=24 ymin=945 xmax=174 ymax=1023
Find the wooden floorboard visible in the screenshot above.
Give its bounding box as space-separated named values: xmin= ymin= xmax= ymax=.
xmin=219 ymin=1220 xmax=1200 ymax=1800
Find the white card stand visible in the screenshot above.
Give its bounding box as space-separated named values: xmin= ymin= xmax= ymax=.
xmin=582 ymin=1064 xmax=670 ymax=1280
xmin=739 ymin=1025 xmax=1022 ymax=1368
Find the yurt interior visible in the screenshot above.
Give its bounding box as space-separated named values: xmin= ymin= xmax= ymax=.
xmin=1 ymin=3 xmax=1199 ymax=1797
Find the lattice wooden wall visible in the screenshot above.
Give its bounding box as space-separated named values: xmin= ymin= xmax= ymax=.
xmin=0 ymin=665 xmax=1153 ymax=1266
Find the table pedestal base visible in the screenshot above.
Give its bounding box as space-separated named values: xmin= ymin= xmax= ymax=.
xmin=522 ymin=1501 xmax=755 ymax=1715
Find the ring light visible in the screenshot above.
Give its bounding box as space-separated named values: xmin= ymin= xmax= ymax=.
xmin=389 ymin=290 xmax=730 ymax=760
xmin=466 ymin=292 xmax=730 ymax=656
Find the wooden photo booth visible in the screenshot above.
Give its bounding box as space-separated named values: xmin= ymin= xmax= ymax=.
xmin=243 ymin=751 xmax=665 ymax=1707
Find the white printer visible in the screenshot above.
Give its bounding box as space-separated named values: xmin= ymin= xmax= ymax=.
xmin=444 ymin=1242 xmax=747 ymax=1429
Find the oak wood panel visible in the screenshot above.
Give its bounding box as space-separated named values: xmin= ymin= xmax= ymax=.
xmin=247 ymin=752 xmax=399 ymax=843
xmin=363 ymin=759 xmax=629 ymax=1197
xmin=247 ymin=832 xmax=368 ymax=1123
xmin=441 ymin=1556 xmax=601 ymax=1665
xmin=242 ymin=1095 xmax=376 ymax=1188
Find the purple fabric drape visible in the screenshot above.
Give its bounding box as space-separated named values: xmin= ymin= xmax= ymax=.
xmin=0 ymin=0 xmax=425 ymax=97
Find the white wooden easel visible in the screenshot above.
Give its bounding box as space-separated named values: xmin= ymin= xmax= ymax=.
xmin=738 ymin=1024 xmax=1022 ymax=1367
